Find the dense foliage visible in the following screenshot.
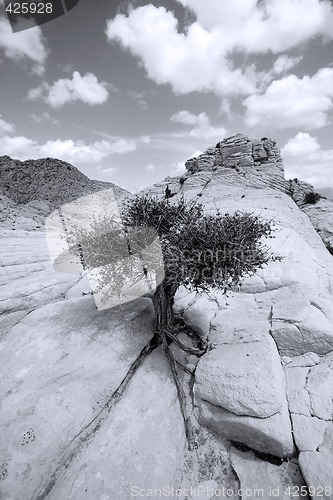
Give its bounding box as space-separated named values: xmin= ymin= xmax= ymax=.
xmin=304 ymin=192 xmax=322 ymax=205
xmin=67 ymin=193 xmax=278 ymax=335
xmin=122 ymin=194 xmax=276 ymax=294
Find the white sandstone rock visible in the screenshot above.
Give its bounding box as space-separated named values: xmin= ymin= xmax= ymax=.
xmin=195 ymin=338 xmax=287 ymax=418
xmin=299 ymin=451 xmax=333 ymax=500
xmin=197 ymin=399 xmax=294 ymax=458
xmin=231 ymin=448 xmax=307 ymax=499
xmin=183 ymin=295 xmax=218 ymax=339
xmin=41 ymin=349 xmax=186 ymax=500
xmin=291 ymin=415 xmax=328 ymax=452
xmin=194 ymin=337 xmax=294 ymax=457
xmin=284 ymin=352 xmax=321 ymax=367
xmin=305 ymin=351 xmax=333 ymax=420
xmin=319 ymin=423 xmax=333 ymax=453
xmin=284 ymin=367 xmax=312 ymax=416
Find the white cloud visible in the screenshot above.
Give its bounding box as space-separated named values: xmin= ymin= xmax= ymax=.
xmin=0 ymin=15 xmax=48 ymax=72
xmin=177 ymin=0 xmax=333 ymax=52
xmin=97 ymin=165 xmax=117 ymax=174
xmin=189 ymin=150 xmax=204 ymax=159
xmin=170 ymin=110 xmax=227 ymax=141
xmin=105 ymin=138 xmax=136 ymax=154
xmin=0 ymin=114 xmax=15 ymax=136
xmin=106 ymin=6 xmax=257 ymax=96
xmin=271 ymin=55 xmax=303 ymax=76
xmin=170 ymin=150 xmax=203 ymax=176
xmin=29 ymin=112 xmax=60 ymax=126
xmin=28 ymin=71 xmax=109 ymax=108
xmin=105 ymin=1 xmax=333 ymax=97
xmin=0 ymin=135 xmax=35 ymax=158
xmin=171 ymin=161 xmax=187 ymax=176
xmin=0 ymin=135 xmax=137 ymax=164
xmin=171 ymin=110 xmax=208 ymax=127
xmin=244 ymin=68 xmax=333 ymax=129
xmin=145 ymin=164 xmax=155 ymax=172
xmin=140 ymin=135 xmax=151 ymax=144
xmin=128 ymin=90 xmax=148 ymax=109
xmin=27 ymin=82 xmax=49 ymax=101
xmin=281 ymin=132 xmax=320 ymax=157
xmin=282 ymin=133 xmax=333 ymax=187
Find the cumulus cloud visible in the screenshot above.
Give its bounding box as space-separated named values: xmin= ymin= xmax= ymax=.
xmin=244 ymin=68 xmax=333 ymax=129
xmin=0 ymin=135 xmax=137 ymax=164
xmin=106 ymin=5 xmax=257 ymax=96
xmin=282 ymin=132 xmax=333 ymax=187
xmin=0 ymin=114 xmax=15 ymax=136
xmin=170 ymin=110 xmax=227 ymax=141
xmin=28 ymin=71 xmax=109 ymax=108
xmin=0 ymin=15 xmax=48 ymax=73
xmin=177 ymin=0 xmax=333 ymax=52
xmin=171 ymin=110 xmax=208 ymax=127
xmin=282 ymin=132 xmax=321 ymax=157
xmin=105 ymin=1 xmax=333 ymax=96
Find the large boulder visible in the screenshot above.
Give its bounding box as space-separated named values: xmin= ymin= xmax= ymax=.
xmin=194 ymin=338 xmax=294 ymax=457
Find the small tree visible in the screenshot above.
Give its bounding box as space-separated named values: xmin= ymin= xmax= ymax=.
xmin=67 ymin=194 xmax=278 ymax=447
xmin=304 ymin=191 xmax=322 ymax=204
xmin=122 ymin=195 xmax=276 ymax=348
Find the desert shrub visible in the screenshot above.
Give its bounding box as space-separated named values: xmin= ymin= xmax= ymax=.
xmin=304 ymin=192 xmax=322 ymax=204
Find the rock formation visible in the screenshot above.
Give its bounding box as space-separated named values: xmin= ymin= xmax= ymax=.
xmin=1 ymin=135 xmax=333 ymax=498
xmin=0 ymin=155 xmax=129 ymax=229
xmin=142 ymin=133 xmax=333 ymax=497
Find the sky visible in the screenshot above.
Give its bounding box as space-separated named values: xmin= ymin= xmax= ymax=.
xmin=0 ymin=0 xmax=333 ymax=192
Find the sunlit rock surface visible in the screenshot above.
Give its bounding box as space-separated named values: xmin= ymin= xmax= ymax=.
xmin=1 ymin=135 xmax=333 ymax=497
xmin=144 ymin=133 xmax=333 ymax=490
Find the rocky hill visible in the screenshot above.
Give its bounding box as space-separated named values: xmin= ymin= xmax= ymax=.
xmin=0 ymin=155 xmax=129 ymax=229
xmin=1 ymin=135 xmax=333 ymax=499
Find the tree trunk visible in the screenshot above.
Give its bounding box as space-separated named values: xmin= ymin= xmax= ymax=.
xmin=152 ymin=281 xmax=200 ymax=449
xmin=161 ymin=331 xmax=199 ymax=450
xmin=152 ymin=282 xmax=177 ymax=338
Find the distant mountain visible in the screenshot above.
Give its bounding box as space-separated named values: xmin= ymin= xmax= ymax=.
xmin=317 ymin=187 xmax=333 ymax=201
xmin=0 ymin=155 xmax=129 ymax=208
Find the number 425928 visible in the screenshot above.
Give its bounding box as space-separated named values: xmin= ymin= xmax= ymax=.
xmin=6 ymin=3 xmax=53 ymax=14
